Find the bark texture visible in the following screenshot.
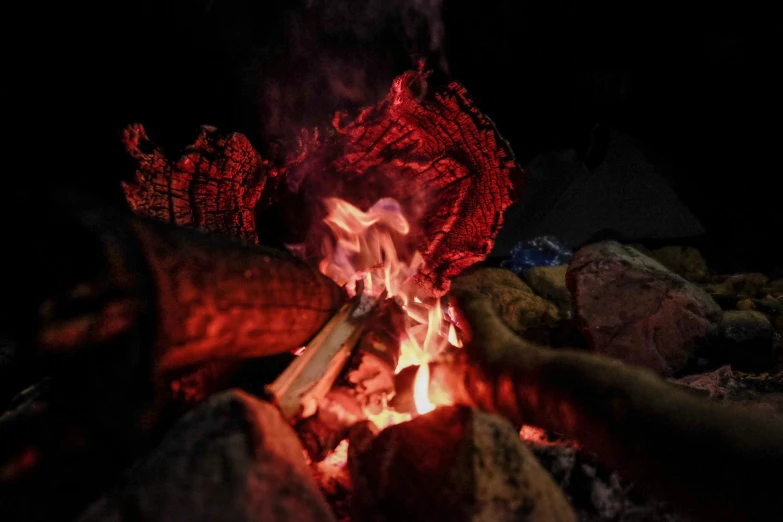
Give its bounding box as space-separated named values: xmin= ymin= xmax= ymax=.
xmin=122 ymin=68 xmax=523 ymax=296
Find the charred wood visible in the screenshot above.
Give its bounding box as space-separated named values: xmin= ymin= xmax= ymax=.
xmin=19 ymin=193 xmax=344 ymax=383
xmin=122 ymin=68 xmax=523 ymax=296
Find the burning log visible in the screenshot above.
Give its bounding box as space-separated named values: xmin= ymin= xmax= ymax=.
xmin=266 ymin=292 xmax=377 ymax=422
xmin=288 ymin=298 xmax=406 ymax=461
xmin=440 ymin=289 xmax=783 ymax=522
xmin=292 ymin=67 xmax=524 ymax=294
xmin=77 ymin=390 xmax=337 ymax=522
xmin=348 ymin=405 xmax=576 ymax=522
xmin=122 ymin=67 xmax=523 ymax=297
xmin=1 ymin=192 xmax=347 ymax=520
xmin=122 ymin=124 xmax=272 ymax=243
xmin=25 ymin=194 xmax=344 ymax=383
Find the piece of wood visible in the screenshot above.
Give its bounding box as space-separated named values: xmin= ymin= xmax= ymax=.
xmin=77 ymin=390 xmax=336 ymax=522
xmin=267 ymin=295 xmax=371 ymax=421
xmin=348 ymin=405 xmax=576 ymax=522
xmin=121 ymin=67 xmax=524 ymax=298
xmin=21 ymin=194 xmax=344 ymax=382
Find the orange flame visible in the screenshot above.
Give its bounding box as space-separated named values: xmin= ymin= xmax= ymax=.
xmin=319 ymin=197 xmax=458 ymax=417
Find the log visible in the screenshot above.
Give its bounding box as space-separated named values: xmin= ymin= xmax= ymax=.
xmin=77 ymin=390 xmax=336 ymax=522
xmin=294 ymin=298 xmax=404 ymax=461
xmin=13 ymin=192 xmax=344 ymax=383
xmin=442 ymin=289 xmax=783 ymax=522
xmin=121 ymin=68 xmax=524 ymax=297
xmin=348 ymin=405 xmax=576 ymax=522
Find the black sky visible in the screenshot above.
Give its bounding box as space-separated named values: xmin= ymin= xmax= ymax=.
xmin=13 ymin=0 xmax=782 ymax=273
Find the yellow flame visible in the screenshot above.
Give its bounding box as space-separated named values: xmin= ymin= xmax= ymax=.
xmin=413 ymin=363 xmax=435 ymax=414
xmin=318 ymin=197 xmax=461 ymax=419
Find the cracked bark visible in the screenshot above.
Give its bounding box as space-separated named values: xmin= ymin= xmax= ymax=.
xmin=122 ymin=68 xmax=523 ymax=296
xmin=19 ymin=193 xmax=344 ymax=393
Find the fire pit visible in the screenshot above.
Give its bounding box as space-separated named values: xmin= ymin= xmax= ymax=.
xmin=2 ymin=60 xmax=782 ymax=522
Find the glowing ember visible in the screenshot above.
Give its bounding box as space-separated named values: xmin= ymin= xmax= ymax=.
xmin=319 ymin=197 xmax=459 ymax=416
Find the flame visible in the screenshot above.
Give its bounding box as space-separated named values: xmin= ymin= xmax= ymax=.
xmin=413 ymin=364 xmax=435 ymax=414
xmin=319 ymin=197 xmax=459 ymax=416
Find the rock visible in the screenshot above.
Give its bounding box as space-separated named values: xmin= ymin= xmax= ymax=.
xmin=674 ymin=366 xmax=783 ymax=420
xmin=566 ymin=241 xmax=722 ymax=376
xmin=765 ymin=278 xmax=783 ymax=301
xmin=452 ymin=268 xmax=560 ymax=333
xmin=736 ymin=296 xmax=783 ymax=315
xmin=705 ymin=273 xmax=769 ymax=297
xmin=526 ymin=441 xmax=690 ymax=522
xmin=522 ymin=265 xmax=574 ymax=318
xmin=646 ymin=246 xmax=709 ymax=283
xmin=715 ymin=311 xmax=779 ymax=371
xmin=348 ymin=405 xmax=576 ymax=522
xmin=78 ymin=390 xmax=336 ymax=522
xmin=776 ymin=315 xmax=783 ymax=337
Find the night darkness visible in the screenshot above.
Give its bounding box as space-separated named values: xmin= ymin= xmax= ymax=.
xmin=3 ymin=3 xmax=783 ymax=521
xmin=13 ymin=0 xmax=782 ymax=273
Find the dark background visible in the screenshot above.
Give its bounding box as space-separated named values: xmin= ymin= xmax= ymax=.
xmin=14 ymin=0 xmax=782 ymax=274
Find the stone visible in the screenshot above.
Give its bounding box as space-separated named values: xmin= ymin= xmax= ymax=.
xmin=349 ymin=405 xmax=576 ymax=522
xmin=647 ymin=246 xmax=709 ymax=283
xmin=78 ymin=390 xmax=336 ymax=522
xmin=736 ymin=297 xmax=783 ymax=315
xmin=765 ymin=278 xmax=783 ymax=301
xmin=522 ymin=265 xmax=574 ymax=318
xmin=525 ymin=440 xmax=690 ymax=522
xmin=706 ymin=273 xmax=769 ymax=297
xmin=452 ymin=268 xmax=560 ymax=333
xmin=674 ymin=366 xmax=783 ymax=420
xmin=566 ymin=241 xmax=723 ymax=376
xmin=715 ymin=311 xmax=779 ymax=371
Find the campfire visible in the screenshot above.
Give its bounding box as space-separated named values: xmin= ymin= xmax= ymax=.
xmin=3 ymin=63 xmax=782 ymax=522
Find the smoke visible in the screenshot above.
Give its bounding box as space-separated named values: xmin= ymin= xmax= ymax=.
xmin=307 ymin=0 xmax=445 ymax=59
xmin=250 ymin=0 xmax=447 ymax=145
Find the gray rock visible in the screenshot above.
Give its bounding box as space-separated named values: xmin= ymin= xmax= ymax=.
xmin=522 ymin=265 xmax=574 ymax=318
xmin=704 ymin=273 xmax=769 ymax=298
xmin=566 ymin=241 xmax=722 ymax=375
xmin=646 ymin=246 xmax=709 ymax=283
xmin=452 ymin=268 xmax=560 ymax=334
xmin=78 ymin=390 xmax=335 ymax=522
xmin=715 ymin=311 xmax=779 ymax=371
xmin=349 ymin=406 xmax=576 ymax=522
xmin=736 ymin=296 xmax=783 ymax=315
xmin=674 ymin=366 xmax=783 ymax=420
xmin=526 ymin=440 xmax=690 ymax=522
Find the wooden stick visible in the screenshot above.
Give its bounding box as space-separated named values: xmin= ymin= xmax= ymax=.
xmin=267 ymin=291 xmax=384 ymax=421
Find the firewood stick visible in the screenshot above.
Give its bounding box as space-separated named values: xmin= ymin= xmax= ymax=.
xmin=437 ymin=290 xmax=783 ymax=522
xmin=267 ymin=294 xmax=370 ymax=421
